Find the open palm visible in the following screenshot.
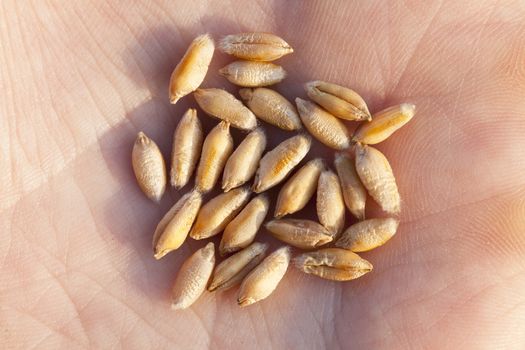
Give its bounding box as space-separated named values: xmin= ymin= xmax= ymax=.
xmin=2 ymin=1 xmax=525 ymax=349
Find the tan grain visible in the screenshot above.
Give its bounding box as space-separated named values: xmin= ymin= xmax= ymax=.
xmin=219 ymin=60 xmax=286 ymax=87
xmin=239 ymin=88 xmax=301 ymax=131
xmin=295 ymin=98 xmax=351 ymax=150
xmin=153 ymin=190 xmax=202 ymax=259
xmin=222 ymin=128 xmax=267 ymax=192
xmin=169 ymin=34 xmax=214 ymax=104
xmin=209 ymin=242 xmax=269 ymax=292
xmin=190 ymin=186 xmax=251 ymax=240
xmin=265 ymin=219 xmax=333 ymax=249
xmin=237 ymin=246 xmax=291 ymax=307
xmin=316 ymin=169 xmax=345 ymax=237
xmin=194 ymin=88 xmax=258 ymax=130
xmin=132 ymin=132 xmax=167 ymax=202
xmin=334 ymin=152 xmax=367 ymax=220
xmin=170 ymin=109 xmax=203 ymax=189
xmin=336 ymin=218 xmax=399 ymax=252
xmin=220 ymin=194 xmax=269 ymax=256
xmin=195 ymin=121 xmax=234 ymax=193
xmin=305 ymin=81 xmax=371 ymax=121
xmin=355 ymin=144 xmax=400 ymax=215
xmin=171 ymin=242 xmax=215 ymax=310
xmin=353 ymin=103 xmax=416 ymax=144
xmin=253 ymin=134 xmax=311 ymax=193
xmin=274 ymin=158 xmax=324 ymax=218
xmin=219 ymin=32 xmax=293 ymax=61
xmin=294 ymin=248 xmax=373 ymax=281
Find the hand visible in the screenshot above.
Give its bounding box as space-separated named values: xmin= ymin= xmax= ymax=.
xmin=2 ymin=1 xmax=524 ymax=349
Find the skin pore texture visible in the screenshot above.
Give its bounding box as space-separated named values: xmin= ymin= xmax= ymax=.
xmin=1 ymin=0 xmax=525 ymax=349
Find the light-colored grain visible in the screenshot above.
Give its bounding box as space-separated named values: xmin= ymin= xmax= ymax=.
xmin=194 ymin=88 xmax=258 ymax=130
xmin=294 ymin=248 xmax=373 ymax=281
xmin=170 ymin=109 xmax=203 ymax=189
xmin=169 ymin=34 xmax=214 ymax=104
xmin=195 ymin=121 xmax=234 ymax=193
xmin=190 ymin=186 xmax=251 ymax=240
xmin=334 ymin=152 xmax=367 ymax=220
xmin=295 ymin=98 xmax=351 ymax=150
xmin=222 ymin=128 xmax=267 ymax=192
xmin=336 ymin=218 xmax=399 ymax=252
xmin=153 ymin=190 xmax=202 ymax=259
xmin=274 ymin=158 xmax=324 ymax=218
xmin=219 ymin=60 xmax=286 ymax=87
xmin=265 ymin=219 xmax=333 ymax=249
xmin=253 ymin=134 xmax=311 ymax=193
xmin=171 ymin=242 xmax=215 ymax=310
xmin=209 ymin=242 xmax=269 ymax=292
xmin=239 ymin=88 xmax=301 ymax=131
xmin=355 ymin=144 xmax=400 ymax=215
xmin=132 ymin=132 xmax=167 ymax=202
xmin=353 ymin=103 xmax=416 ymax=144
xmin=219 ymin=32 xmax=293 ymax=61
xmin=305 ymin=81 xmax=371 ymax=121
xmin=316 ymin=169 xmax=345 ymax=237
xmin=237 ymin=246 xmax=291 ymax=307
xmin=220 ymin=194 xmax=269 ymax=256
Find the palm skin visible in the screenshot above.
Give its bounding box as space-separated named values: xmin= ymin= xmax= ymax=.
xmin=1 ymin=0 xmax=525 ymax=349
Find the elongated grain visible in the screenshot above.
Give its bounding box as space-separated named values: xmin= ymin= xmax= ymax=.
xmin=355 ymin=144 xmax=400 ymax=214
xmin=220 ymin=194 xmax=269 ymax=256
xmin=304 ymin=81 xmax=371 ymax=121
xmin=222 ymin=128 xmax=267 ymax=192
xmin=132 ymin=132 xmax=167 ymax=202
xmin=171 ymin=242 xmax=215 ymax=310
xmin=169 ymin=34 xmax=214 ymax=104
xmin=219 ymin=32 xmax=293 ymax=61
xmin=274 ymin=158 xmax=324 ymax=218
xmin=209 ymin=242 xmax=269 ymax=292
xmin=353 ymin=103 xmax=416 ymax=144
xmin=194 ymin=88 xmax=257 ymax=130
xmin=190 ymin=186 xmax=251 ymax=240
xmin=153 ymin=190 xmax=203 ymax=259
xmin=237 ymin=246 xmax=291 ymax=307
xmin=170 ymin=109 xmax=203 ymax=188
xmin=294 ymin=248 xmax=373 ymax=281
xmin=316 ymin=169 xmax=345 ymax=236
xmin=253 ymin=134 xmax=311 ymax=193
xmin=219 ymin=61 xmax=286 ymax=87
xmin=265 ymin=219 xmax=333 ymax=249
xmin=195 ymin=121 xmax=233 ymax=193
xmin=239 ymin=88 xmax=301 ymax=131
xmin=336 ymin=218 xmax=399 ymax=252
xmin=296 ymin=98 xmax=351 ymax=150
xmin=334 ymin=152 xmax=367 ymax=220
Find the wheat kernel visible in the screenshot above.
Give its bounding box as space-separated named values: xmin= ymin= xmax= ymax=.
xmin=171 ymin=242 xmax=215 ymax=310
xmin=265 ymin=219 xmax=333 ymax=249
xmin=170 ymin=109 xmax=203 ymax=189
xmin=222 ymin=128 xmax=267 ymax=192
xmin=237 ymin=246 xmax=291 ymax=307
xmin=219 ymin=32 xmax=293 ymax=61
xmin=195 ymin=121 xmax=234 ymax=193
xmin=355 ymin=144 xmax=400 ymax=215
xmin=169 ymin=34 xmax=214 ymax=104
xmin=316 ymin=169 xmax=345 ymax=237
xmin=219 ymin=60 xmax=286 ymax=87
xmin=336 ymin=218 xmax=399 ymax=252
xmin=296 ymin=98 xmax=351 ymax=150
xmin=190 ymin=186 xmax=251 ymax=240
xmin=132 ymin=132 xmax=167 ymax=202
xmin=253 ymin=134 xmax=311 ymax=193
xmin=274 ymin=158 xmax=324 ymax=218
xmin=194 ymin=88 xmax=258 ymax=130
xmin=220 ymin=194 xmax=269 ymax=256
xmin=334 ymin=152 xmax=367 ymax=220
xmin=209 ymin=242 xmax=269 ymax=292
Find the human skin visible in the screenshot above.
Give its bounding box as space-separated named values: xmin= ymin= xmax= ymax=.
xmin=1 ymin=1 xmax=525 ymax=349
